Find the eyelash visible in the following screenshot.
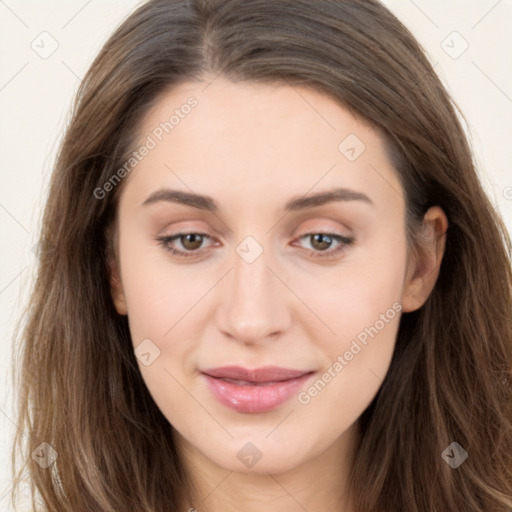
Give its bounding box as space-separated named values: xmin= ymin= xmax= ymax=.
xmin=155 ymin=231 xmax=354 ymax=260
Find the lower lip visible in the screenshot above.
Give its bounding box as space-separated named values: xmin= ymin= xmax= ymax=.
xmin=202 ymin=373 xmax=314 ymax=413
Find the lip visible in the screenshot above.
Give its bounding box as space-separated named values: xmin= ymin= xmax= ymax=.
xmin=201 ymin=366 xmax=316 ymax=413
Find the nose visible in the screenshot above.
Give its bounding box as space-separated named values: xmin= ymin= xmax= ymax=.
xmin=216 ymin=240 xmax=292 ymax=345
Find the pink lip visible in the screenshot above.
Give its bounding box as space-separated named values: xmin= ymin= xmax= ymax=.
xmin=201 ymin=366 xmax=315 ymax=413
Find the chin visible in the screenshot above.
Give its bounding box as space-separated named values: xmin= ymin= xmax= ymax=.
xmin=208 ymin=437 xmax=310 ymax=475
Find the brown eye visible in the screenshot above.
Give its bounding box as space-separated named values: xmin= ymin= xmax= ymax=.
xmin=156 ymin=232 xmax=212 ymax=257
xmin=179 ymin=233 xmax=204 ymax=251
xmin=293 ymin=232 xmax=354 ymax=260
xmin=309 ymin=233 xmax=334 ymax=251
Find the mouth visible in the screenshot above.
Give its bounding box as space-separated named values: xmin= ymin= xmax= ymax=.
xmin=200 ymin=366 xmax=316 ymax=413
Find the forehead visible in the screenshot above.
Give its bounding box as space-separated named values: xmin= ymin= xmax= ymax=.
xmin=120 ymin=77 xmax=404 ymax=216
xmin=137 ymin=77 xmax=379 ymax=159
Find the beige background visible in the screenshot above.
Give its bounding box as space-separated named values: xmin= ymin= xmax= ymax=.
xmin=1 ymin=0 xmax=511 ymax=508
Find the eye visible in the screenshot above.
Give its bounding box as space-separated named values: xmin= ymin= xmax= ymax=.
xmin=292 ymin=232 xmax=354 ymax=259
xmin=156 ymin=231 xmax=354 ymax=260
xmin=156 ymin=232 xmax=213 ymax=258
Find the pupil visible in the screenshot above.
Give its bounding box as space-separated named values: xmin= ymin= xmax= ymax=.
xmin=183 ymin=234 xmax=202 ymax=250
xmin=312 ymin=234 xmax=331 ymax=251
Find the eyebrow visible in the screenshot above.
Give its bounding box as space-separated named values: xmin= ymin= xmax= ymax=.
xmin=141 ymin=187 xmax=374 ymax=211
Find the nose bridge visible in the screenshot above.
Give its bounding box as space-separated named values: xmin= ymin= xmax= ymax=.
xmin=233 ymin=238 xmax=270 ymax=302
xmin=217 ymin=235 xmax=289 ymax=343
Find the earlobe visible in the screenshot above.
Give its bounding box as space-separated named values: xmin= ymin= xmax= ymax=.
xmin=401 ymin=206 xmax=448 ymax=313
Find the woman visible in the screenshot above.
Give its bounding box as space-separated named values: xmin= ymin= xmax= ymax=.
xmin=11 ymin=0 xmax=512 ymax=511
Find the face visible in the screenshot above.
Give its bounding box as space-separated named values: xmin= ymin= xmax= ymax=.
xmin=108 ymin=77 xmax=437 ymax=476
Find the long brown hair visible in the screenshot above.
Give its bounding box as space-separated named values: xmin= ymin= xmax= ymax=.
xmin=11 ymin=1 xmax=512 ymax=510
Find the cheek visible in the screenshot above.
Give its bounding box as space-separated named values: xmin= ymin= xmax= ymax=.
xmin=296 ymin=293 xmax=403 ymax=438
xmin=120 ymin=212 xmax=408 ymax=350
xmin=300 ymin=229 xmax=406 ymax=403
xmin=117 ymin=221 xmax=202 ymax=344
xmin=312 ymin=227 xmax=407 ymax=346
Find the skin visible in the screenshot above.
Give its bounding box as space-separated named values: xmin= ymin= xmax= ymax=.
xmin=109 ymin=76 xmax=447 ymax=512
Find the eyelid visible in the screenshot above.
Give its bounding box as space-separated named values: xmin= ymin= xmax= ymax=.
xmin=291 ymin=231 xmax=354 ymax=260
xmin=155 ymin=232 xmax=214 ymax=258
xmin=155 ymin=228 xmax=354 ymax=260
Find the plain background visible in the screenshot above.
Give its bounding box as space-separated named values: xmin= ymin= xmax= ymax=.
xmin=1 ymin=0 xmax=511 ymax=508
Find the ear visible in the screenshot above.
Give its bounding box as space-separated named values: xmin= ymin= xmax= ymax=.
xmin=109 ymin=257 xmax=128 ymax=315
xmin=401 ymin=206 xmax=448 ymax=313
xmin=107 ymin=227 xmax=128 ymax=316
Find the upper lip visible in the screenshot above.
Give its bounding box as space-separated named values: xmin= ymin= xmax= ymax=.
xmin=201 ymin=366 xmax=314 ymax=383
